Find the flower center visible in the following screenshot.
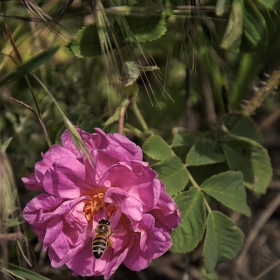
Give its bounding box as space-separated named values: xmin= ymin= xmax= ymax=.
xmin=83 ymin=190 xmax=105 ymax=222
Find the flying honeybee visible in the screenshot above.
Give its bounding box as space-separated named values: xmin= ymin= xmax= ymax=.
xmin=92 ymin=219 xmax=113 ymax=259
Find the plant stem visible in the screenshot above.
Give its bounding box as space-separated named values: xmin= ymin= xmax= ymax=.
xmin=241 ymin=67 xmax=280 ymax=116
xmin=25 ymin=77 xmax=52 ymax=148
xmin=118 ymin=98 xmax=131 ymax=134
xmin=131 ymin=101 xmax=149 ymax=132
xmin=187 ymin=169 xmax=199 ymax=188
xmin=1 ymin=3 xmax=51 ymax=148
xmin=187 ymin=169 xmax=212 ymax=213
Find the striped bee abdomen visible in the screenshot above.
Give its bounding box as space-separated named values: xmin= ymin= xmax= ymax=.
xmin=92 ymin=219 xmax=113 ymax=259
xmin=92 ymin=234 xmax=109 ymax=259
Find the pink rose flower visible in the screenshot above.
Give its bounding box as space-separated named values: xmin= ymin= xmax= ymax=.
xmin=22 ymin=128 xmax=181 ymax=279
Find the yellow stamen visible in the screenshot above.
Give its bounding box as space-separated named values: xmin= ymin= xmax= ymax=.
xmin=83 ymin=190 xmax=105 ymax=221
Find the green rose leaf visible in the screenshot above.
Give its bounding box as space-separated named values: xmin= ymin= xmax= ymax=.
xmin=142 ymin=135 xmax=173 ymax=161
xmin=122 ymin=13 xmax=167 ymax=43
xmin=216 ymin=0 xmax=231 ymax=16
xmin=67 ymin=24 xmax=102 ymax=58
xmin=223 ymin=142 xmax=272 ymax=193
xmin=203 ymin=211 xmax=244 ymax=272
xmin=243 ymin=0 xmax=268 ymax=51
xmin=220 ymin=0 xmax=243 ymax=52
xmin=170 ymin=187 xmax=206 ymax=253
xmin=215 ymin=113 xmax=264 ymax=144
xmin=171 ymin=133 xmax=196 ymax=161
xmin=121 ymin=61 xmax=141 ymax=86
xmin=188 ymin=162 xmax=229 ymax=186
xmin=186 ymin=138 xmax=225 ymax=166
xmin=201 ymin=171 xmax=251 ymax=216
xmin=257 ymin=0 xmax=280 ymax=9
xmin=152 ymin=155 xmax=189 ymax=196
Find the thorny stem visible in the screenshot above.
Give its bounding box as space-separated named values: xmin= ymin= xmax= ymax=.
xmin=241 ymin=67 xmax=280 ymax=116
xmin=187 ymin=169 xmax=212 ymax=213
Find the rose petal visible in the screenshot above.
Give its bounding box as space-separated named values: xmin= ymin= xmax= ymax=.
xmin=61 ymin=128 xmax=92 ymax=156
xmin=43 ymin=169 xmax=83 ymax=199
xmin=35 ymin=145 xmax=76 ymax=185
xmin=23 ymin=194 xmax=64 ymax=226
xmin=103 ymin=163 xmax=161 ymax=208
xmin=43 ymin=216 xmax=63 ymax=249
xmin=22 ymin=174 xmax=44 ymax=191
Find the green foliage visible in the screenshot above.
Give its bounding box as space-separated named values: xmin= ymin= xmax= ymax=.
xmin=186 ymin=139 xmax=225 ymax=166
xmin=67 ymin=24 xmax=103 ymax=58
xmin=171 ymin=133 xmax=196 ymax=161
xmin=1 ymin=137 xmax=12 ymax=152
xmin=216 ymin=0 xmax=231 ymax=16
xmin=170 ymin=187 xmax=206 ymax=253
xmin=243 ymin=0 xmax=268 ymax=51
xmin=220 ymin=0 xmax=243 ymax=52
xmin=122 ymin=61 xmax=141 ymax=86
xmin=152 ymin=155 xmax=189 ymax=196
xmin=221 ymin=0 xmax=268 ymax=52
xmin=1 ymin=0 xmax=279 ymax=278
xmin=203 ymin=211 xmax=244 ymax=273
xmin=121 ymin=14 xmax=167 ymax=43
xmin=6 ymin=218 xmax=25 ymax=228
xmin=142 ymin=135 xmax=173 ymax=160
xmin=200 ymin=171 xmax=251 ymax=216
xmin=0 ymin=47 xmax=59 ymax=87
xmin=223 ymin=142 xmax=272 ymax=193
xmin=0 ymin=261 xmax=50 ymax=280
xmin=257 ymin=0 xmax=280 ymax=9
xmin=143 ymin=112 xmax=271 ymax=271
xmin=68 ymin=13 xmax=167 ymax=59
xmin=215 ymin=113 xmax=264 ymax=144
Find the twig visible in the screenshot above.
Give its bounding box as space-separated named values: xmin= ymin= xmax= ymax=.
xmin=269 ymin=181 xmax=280 ymax=190
xmin=258 ymin=106 xmax=280 ymax=131
xmin=2 ymin=1 xmax=22 ymax=63
xmin=0 ymin=232 xmax=28 ymax=243
xmin=253 ymin=259 xmax=280 ymax=280
xmin=9 ymin=97 xmax=51 ymax=148
xmin=236 ymin=193 xmax=280 ymax=273
xmin=9 ymin=97 xmax=41 ymax=125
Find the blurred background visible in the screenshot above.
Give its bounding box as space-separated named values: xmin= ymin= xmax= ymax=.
xmin=1 ymin=0 xmax=280 ymax=279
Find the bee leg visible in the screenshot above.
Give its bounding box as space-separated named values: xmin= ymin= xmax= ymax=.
xmin=108 ymin=238 xmax=114 ymax=247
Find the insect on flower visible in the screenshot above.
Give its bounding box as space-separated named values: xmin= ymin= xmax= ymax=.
xmin=92 ymin=218 xmax=114 ymax=259
xmin=22 ymin=127 xmax=181 ymax=279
